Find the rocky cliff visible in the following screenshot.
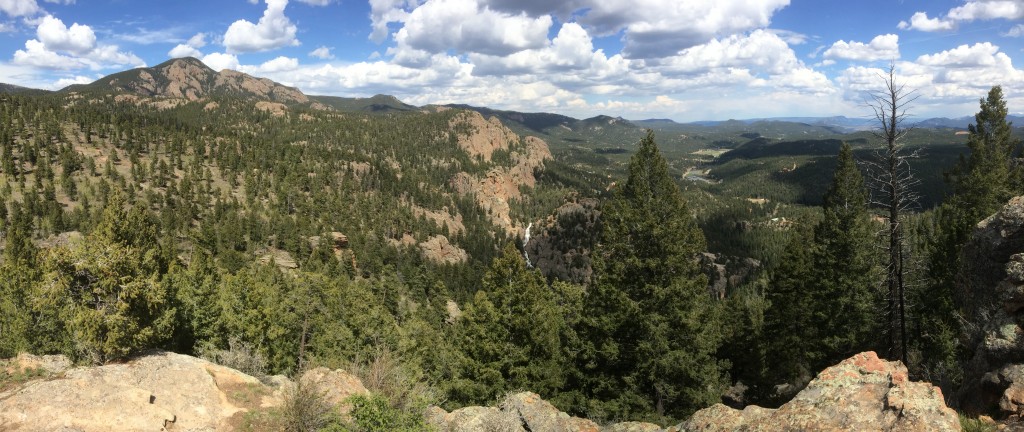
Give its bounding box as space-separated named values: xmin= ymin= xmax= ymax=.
xmin=957 ymin=196 xmax=1024 ymax=418
xmin=449 ymin=111 xmax=553 ymax=236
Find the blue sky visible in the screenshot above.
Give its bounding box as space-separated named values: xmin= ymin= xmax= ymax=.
xmin=0 ymin=0 xmax=1022 ymax=121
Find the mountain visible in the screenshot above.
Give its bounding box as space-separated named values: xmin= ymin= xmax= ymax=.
xmin=310 ymin=94 xmax=417 ymax=113
xmin=0 ymin=83 xmax=50 ymax=95
xmin=61 ymin=57 xmax=313 ymax=106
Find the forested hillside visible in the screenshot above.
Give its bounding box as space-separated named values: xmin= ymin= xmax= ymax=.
xmin=0 ymin=59 xmax=1021 ymax=428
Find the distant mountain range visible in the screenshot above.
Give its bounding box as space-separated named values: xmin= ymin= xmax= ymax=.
xmin=1 ymin=57 xmax=1020 ymax=131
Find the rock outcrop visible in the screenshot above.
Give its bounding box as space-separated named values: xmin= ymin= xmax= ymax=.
xmin=0 ymin=351 xmax=370 ymax=431
xmin=677 ymin=351 xmax=960 ymax=432
xmin=449 ymin=111 xmax=552 ymax=236
xmin=958 ymin=196 xmax=1024 ymax=417
xmin=419 ymin=234 xmax=469 ymax=265
xmin=426 ymin=392 xmax=601 ymax=432
xmin=0 ymin=351 xmax=283 ymax=431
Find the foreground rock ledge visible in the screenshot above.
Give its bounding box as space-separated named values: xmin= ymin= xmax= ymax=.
xmin=678 ymin=351 xmax=960 ymax=432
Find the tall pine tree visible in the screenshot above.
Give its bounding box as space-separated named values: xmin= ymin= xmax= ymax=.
xmin=920 ymin=85 xmax=1021 ymax=383
xmin=813 ymin=143 xmax=879 ymax=364
xmin=578 ymin=130 xmax=725 ymax=422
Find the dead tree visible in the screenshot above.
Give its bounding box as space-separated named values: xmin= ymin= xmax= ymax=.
xmin=864 ymin=64 xmax=920 ymax=366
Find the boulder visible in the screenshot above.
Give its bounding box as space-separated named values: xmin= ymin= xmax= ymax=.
xmin=958 ymin=196 xmax=1024 ymax=417
xmin=500 ymin=392 xmax=600 ymax=432
xmin=299 ymin=367 xmax=370 ymax=415
xmin=0 ymin=351 xmax=281 ymax=431
xmin=676 ymin=352 xmax=959 ymax=432
xmin=427 ymin=392 xmax=601 ymax=432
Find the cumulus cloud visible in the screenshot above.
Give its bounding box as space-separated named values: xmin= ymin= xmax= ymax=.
xmin=897 ymin=12 xmax=955 ymax=31
xmin=836 ymin=42 xmax=1024 ymax=118
xmin=201 ymin=52 xmax=240 ymax=71
xmin=12 ymin=15 xmax=143 ymax=70
xmin=392 ymin=0 xmax=552 ymax=57
xmin=240 ymin=55 xmax=299 ymax=73
xmin=168 ymin=44 xmax=202 ymax=58
xmin=823 ymin=34 xmax=899 ymax=61
xmin=900 ymin=1 xmax=1024 ymax=31
xmin=373 ymin=0 xmax=790 ymax=59
xmin=223 ymin=0 xmax=299 ymax=53
xmin=0 ymin=0 xmax=40 ymax=17
xmin=36 ymin=14 xmax=94 ymax=54
xmin=168 ymin=32 xmax=207 ymax=58
xmin=309 ymin=46 xmax=334 ymax=59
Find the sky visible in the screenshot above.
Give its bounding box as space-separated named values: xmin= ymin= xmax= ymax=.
xmin=0 ymin=0 xmax=1022 ymax=122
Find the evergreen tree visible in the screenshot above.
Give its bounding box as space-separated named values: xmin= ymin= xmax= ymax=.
xmin=921 ymin=86 xmax=1020 ymax=383
xmin=762 ymin=223 xmax=816 ymax=400
xmin=578 ymin=130 xmax=725 ymax=422
xmin=813 ymin=143 xmax=879 ymax=363
xmin=451 ymin=244 xmax=569 ymax=404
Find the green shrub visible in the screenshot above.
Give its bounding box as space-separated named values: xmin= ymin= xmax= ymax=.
xmin=959 ymin=413 xmax=996 ymax=432
xmin=347 ymin=394 xmax=432 ymax=432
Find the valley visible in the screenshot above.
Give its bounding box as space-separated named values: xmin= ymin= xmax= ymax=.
xmin=0 ymin=58 xmax=1020 ymax=430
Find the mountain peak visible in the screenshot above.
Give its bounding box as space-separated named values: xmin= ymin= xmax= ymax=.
xmin=64 ymin=57 xmax=309 ymax=105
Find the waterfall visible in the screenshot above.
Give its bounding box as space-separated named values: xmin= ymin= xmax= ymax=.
xmin=523 ymin=222 xmax=533 ymax=268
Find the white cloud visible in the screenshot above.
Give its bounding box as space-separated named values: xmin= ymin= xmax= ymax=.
xmin=52 ymin=75 xmax=90 ymax=89
xmin=767 ymin=29 xmax=809 ymax=45
xmin=168 ymin=43 xmax=203 ymax=58
xmin=0 ymin=0 xmax=39 ymax=17
xmin=241 ymin=55 xmax=299 ymax=73
xmin=309 ymin=46 xmax=334 ymax=59
xmin=823 ymin=34 xmax=899 ymax=61
xmin=36 ymin=14 xmax=93 ymax=54
xmin=897 ymin=12 xmax=955 ymax=31
xmin=201 ymin=52 xmax=240 ymax=71
xmin=42 ymin=0 xmax=74 ymax=4
xmin=900 ymin=1 xmax=1024 ymax=32
xmin=948 ymin=0 xmax=1024 ymax=21
xmin=169 ymin=32 xmax=207 ymax=58
xmin=835 ymin=43 xmax=1024 ymax=118
xmin=12 ymin=15 xmax=143 ymax=70
xmin=1004 ymin=23 xmax=1024 ymax=36
xmin=187 ymin=33 xmax=207 ymax=48
xmin=392 ymin=0 xmax=552 ymax=57
xmin=373 ymin=0 xmax=790 ymax=60
xmin=223 ymin=0 xmax=299 ymax=53
xmin=915 ymin=42 xmax=1002 ymax=67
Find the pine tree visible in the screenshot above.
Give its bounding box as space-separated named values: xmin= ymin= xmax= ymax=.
xmin=920 ymin=86 xmax=1021 ymax=383
xmin=813 ymin=143 xmax=879 ymax=364
xmin=579 ymin=130 xmax=725 ymax=422
xmin=762 ymin=223 xmax=816 ymax=400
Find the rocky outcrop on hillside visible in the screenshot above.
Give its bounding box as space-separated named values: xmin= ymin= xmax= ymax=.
xmin=677 ymin=351 xmax=959 ymax=432
xmin=0 ymin=351 xmax=368 ymax=431
xmin=698 ymin=253 xmax=762 ymax=300
xmin=419 ymin=234 xmax=469 ymax=265
xmin=957 ymin=196 xmax=1024 ymax=417
xmin=525 ymin=198 xmax=601 ymax=285
xmin=426 ymin=392 xmax=605 ymax=432
xmin=450 ymin=111 xmax=553 ymax=236
xmin=84 ymin=57 xmax=315 ymax=108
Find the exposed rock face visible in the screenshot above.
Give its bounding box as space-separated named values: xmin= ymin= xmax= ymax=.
xmin=427 ymin=392 xmax=600 ymax=432
xmin=525 ymin=198 xmax=601 ymax=285
xmin=958 ymin=196 xmax=1024 ymax=417
xmin=676 ymin=352 xmax=959 ymax=432
xmin=698 ymin=253 xmax=762 ymax=300
xmin=449 ymin=112 xmax=552 ymax=236
xmin=299 ymin=367 xmax=370 ymax=415
xmin=0 ymin=351 xmax=283 ymax=431
xmin=419 ymin=234 xmax=469 ymax=265
xmin=0 ymin=352 xmax=371 ymax=431
xmin=97 ymin=57 xmax=311 ymax=106
xmin=451 ymin=111 xmax=518 ymax=162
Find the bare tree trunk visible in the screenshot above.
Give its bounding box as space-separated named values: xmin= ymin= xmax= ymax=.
xmin=866 ymin=64 xmax=919 ymax=366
